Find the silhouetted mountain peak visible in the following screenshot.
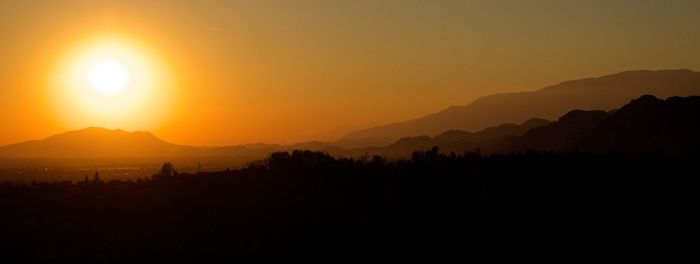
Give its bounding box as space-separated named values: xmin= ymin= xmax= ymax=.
xmin=0 ymin=127 xmax=177 ymax=158
xmin=578 ymin=95 xmax=700 ymax=154
xmin=521 ymin=118 xmax=551 ymax=127
xmin=630 ymin=94 xmax=661 ymax=104
xmin=606 ymin=95 xmax=694 ymax=122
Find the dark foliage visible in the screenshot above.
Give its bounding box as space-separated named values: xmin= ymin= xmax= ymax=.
xmin=1 ymin=149 xmax=697 ymax=260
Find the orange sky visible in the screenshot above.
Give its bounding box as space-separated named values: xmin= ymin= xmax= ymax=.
xmin=1 ymin=1 xmax=700 ymax=146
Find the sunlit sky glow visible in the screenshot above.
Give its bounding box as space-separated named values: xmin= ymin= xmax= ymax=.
xmin=47 ymin=36 xmax=174 ymax=133
xmin=1 ymin=0 xmax=699 ymax=146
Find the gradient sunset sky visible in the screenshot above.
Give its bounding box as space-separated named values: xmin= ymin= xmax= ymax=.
xmin=1 ymin=0 xmax=699 ymax=146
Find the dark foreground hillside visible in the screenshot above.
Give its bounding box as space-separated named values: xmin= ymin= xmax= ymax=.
xmin=1 ymin=149 xmax=697 ymax=260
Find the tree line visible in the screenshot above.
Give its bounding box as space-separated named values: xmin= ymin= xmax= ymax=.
xmin=1 ymin=148 xmax=697 ymax=260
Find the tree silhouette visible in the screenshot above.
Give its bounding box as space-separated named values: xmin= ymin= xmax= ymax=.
xmin=0 ymin=149 xmax=696 ymax=260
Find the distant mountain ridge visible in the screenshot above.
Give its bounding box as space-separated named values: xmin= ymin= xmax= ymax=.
xmin=0 ymin=127 xmax=289 ymax=159
xmin=578 ymin=95 xmax=700 ymax=154
xmin=0 ymin=117 xmax=551 ymax=159
xmin=328 ymin=118 xmax=550 ymax=157
xmin=489 ymin=95 xmax=700 ymax=154
xmin=2 ymin=95 xmax=698 ymax=159
xmin=0 ymin=127 xmax=181 ymax=158
xmin=329 ymin=95 xmax=700 ymax=157
xmin=340 ymin=69 xmax=700 ymax=147
xmin=501 ymin=110 xmax=611 ymax=152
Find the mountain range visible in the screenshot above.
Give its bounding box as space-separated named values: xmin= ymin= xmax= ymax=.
xmin=493 ymin=95 xmax=700 ymax=154
xmin=1 ymin=69 xmax=699 ymax=159
xmin=339 ymin=69 xmax=700 ymax=147
xmin=326 ymin=95 xmax=700 ymax=156
xmin=327 ymin=118 xmax=550 ymax=157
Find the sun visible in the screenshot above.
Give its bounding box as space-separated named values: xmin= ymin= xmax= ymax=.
xmin=49 ymin=35 xmax=176 ymax=131
xmin=89 ymin=60 xmax=130 ymax=96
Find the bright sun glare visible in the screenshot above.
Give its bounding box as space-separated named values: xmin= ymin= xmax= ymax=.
xmin=50 ymin=36 xmax=175 ymax=131
xmin=89 ymin=60 xmax=130 ymax=96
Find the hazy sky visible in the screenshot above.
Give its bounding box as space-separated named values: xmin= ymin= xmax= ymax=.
xmin=1 ymin=0 xmax=699 ymax=146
